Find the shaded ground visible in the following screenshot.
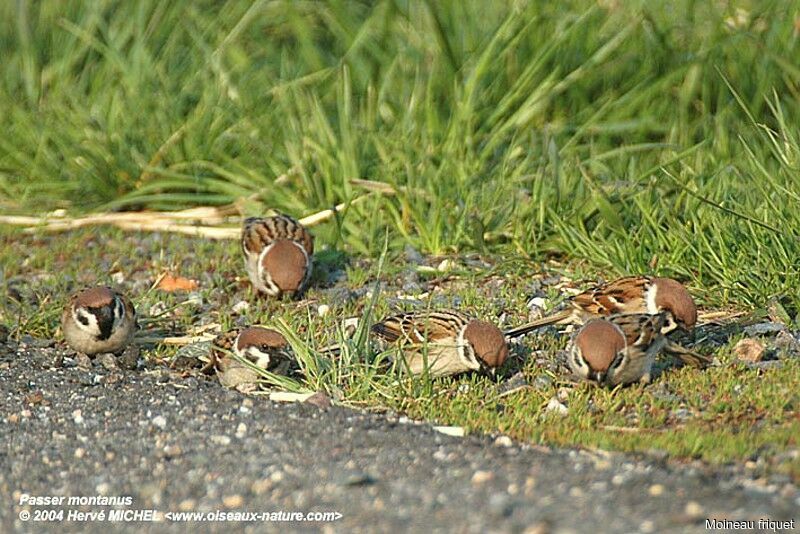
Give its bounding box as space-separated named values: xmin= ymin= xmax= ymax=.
xmin=2 ymin=342 xmax=798 ymax=533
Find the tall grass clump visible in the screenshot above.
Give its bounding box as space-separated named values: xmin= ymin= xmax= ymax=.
xmin=1 ymin=0 xmax=799 ymax=307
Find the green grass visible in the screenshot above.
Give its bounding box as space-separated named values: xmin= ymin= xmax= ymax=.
xmin=1 ymin=1 xmax=800 ymax=478
xmin=1 ymin=0 xmax=800 ymax=309
xmin=1 ymin=227 xmax=798 ymax=480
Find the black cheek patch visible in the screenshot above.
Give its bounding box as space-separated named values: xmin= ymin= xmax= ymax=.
xmin=92 ymin=308 xmax=115 ymax=341
xmin=78 ymin=315 xmax=90 ymax=326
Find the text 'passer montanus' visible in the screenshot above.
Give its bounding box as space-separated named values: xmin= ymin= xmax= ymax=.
xmin=241 ymin=215 xmax=314 ymax=297
xmin=370 ymin=310 xmax=509 ymax=378
xmin=568 ymin=312 xmax=711 ymax=386
xmin=505 ymin=276 xmax=697 ymax=338
xmin=212 ymin=327 xmax=294 ymax=392
xmin=61 ymin=287 xmax=137 ymax=355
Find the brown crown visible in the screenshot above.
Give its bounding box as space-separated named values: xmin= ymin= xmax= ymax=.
xmin=74 ymin=287 xmax=116 ymax=309
xmin=261 ymin=240 xmax=308 ymax=293
xmin=237 ymin=327 xmax=287 ymax=351
xmin=652 ymin=277 xmax=697 ymax=328
xmin=463 ymin=320 xmax=508 ymax=368
xmin=575 ymin=320 xmax=626 ymax=372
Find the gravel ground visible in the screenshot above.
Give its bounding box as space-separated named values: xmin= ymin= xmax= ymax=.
xmin=2 ymin=340 xmax=798 ymax=534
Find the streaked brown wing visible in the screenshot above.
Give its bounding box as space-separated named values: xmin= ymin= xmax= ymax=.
xmin=572 ymin=276 xmax=650 ymax=315
xmin=608 ymin=312 xmax=662 ymax=347
xmin=371 ymin=310 xmax=468 ymax=345
xmin=241 ymin=215 xmax=314 ymax=256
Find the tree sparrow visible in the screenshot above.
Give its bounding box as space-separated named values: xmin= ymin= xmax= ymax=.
xmin=212 ymin=326 xmax=294 ymax=392
xmin=371 ymin=310 xmax=509 ymax=378
xmin=505 ymin=276 xmax=697 ymax=338
xmin=241 ymin=215 xmax=314 ymax=297
xmin=61 ymin=287 xmax=137 ymax=355
xmin=567 ymin=312 xmax=711 ymax=386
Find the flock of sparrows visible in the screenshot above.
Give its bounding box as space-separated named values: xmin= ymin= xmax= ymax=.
xmin=61 ymin=214 xmax=712 ymax=391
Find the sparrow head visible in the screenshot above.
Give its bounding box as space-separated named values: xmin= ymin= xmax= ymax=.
xmin=235 ymin=327 xmax=288 ymax=369
xmin=572 ymin=319 xmax=627 ymax=383
xmin=71 ymin=287 xmax=126 ymax=341
xmin=652 ymin=278 xmax=697 ymax=330
xmin=260 ymin=240 xmax=309 ymax=296
xmin=463 ymin=320 xmax=508 ymax=368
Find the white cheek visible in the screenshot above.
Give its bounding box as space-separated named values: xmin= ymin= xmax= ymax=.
xmin=240 ymin=347 xmax=271 ymax=369
xmin=74 ymin=309 xmax=99 ymax=334
xmin=568 ymin=349 xmax=590 ymax=377
xmin=645 ymin=285 xmax=659 ymax=314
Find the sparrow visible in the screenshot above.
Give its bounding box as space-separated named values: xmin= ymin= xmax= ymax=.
xmin=505 ymin=276 xmax=697 ymax=338
xmin=211 ymin=326 xmax=294 ymax=392
xmin=241 ymin=215 xmax=314 ymax=297
xmin=567 ymin=312 xmax=711 ymax=386
xmin=370 ymin=310 xmax=509 ymax=378
xmin=61 ymin=287 xmax=137 ymax=356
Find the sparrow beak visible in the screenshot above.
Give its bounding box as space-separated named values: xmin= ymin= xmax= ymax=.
xmin=590 ymin=371 xmax=606 ymax=384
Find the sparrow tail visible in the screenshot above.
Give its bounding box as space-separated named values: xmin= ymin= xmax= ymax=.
xmin=503 ymin=310 xmax=573 ymax=338
xmin=664 ymin=341 xmax=713 ymax=368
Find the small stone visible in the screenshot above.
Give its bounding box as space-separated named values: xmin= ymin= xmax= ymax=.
xmin=74 ymin=448 xmax=85 ymax=459
xmin=75 ymin=354 xmax=92 ymax=369
xmin=178 ymin=499 xmax=196 ymax=511
xmin=222 ymin=495 xmax=243 ymax=508
xmin=317 ymin=304 xmax=330 ymax=317
xmin=210 ymin=435 xmax=231 ymax=446
xmin=648 ymin=484 xmax=664 ymax=496
xmin=734 ymin=338 xmax=765 ymax=363
xmin=522 ymin=522 xmax=550 ymax=534
xmin=404 ymin=245 xmax=424 ymax=265
xmin=437 ymin=259 xmax=456 ymax=272
xmin=72 ymin=409 xmax=84 ymax=425
xmin=304 ymin=392 xmax=332 ymax=409
xmin=111 ymin=272 xmax=125 ymax=284
xmin=151 ymin=415 xmax=167 ymax=429
xmin=684 ymin=501 xmax=704 ymax=518
xmin=488 ymin=493 xmax=513 ymax=517
xmin=743 ymin=322 xmax=785 ymax=336
xmin=471 ymin=470 xmax=494 ymax=485
xmin=149 ymin=302 xmax=167 ymax=317
xmin=163 ymin=445 xmax=182 ymax=458
xmin=235 ymin=423 xmax=247 ymax=439
xmin=232 ymin=300 xmax=250 ymax=314
xmin=532 ymin=375 xmax=553 ymax=390
xmin=96 ymin=483 xmax=111 ymax=495
xmin=97 ymin=353 xmax=118 ymax=370
xmin=494 ymin=436 xmax=513 ymax=447
xmin=118 ymin=345 xmax=140 ymax=370
xmin=545 ymin=398 xmax=568 ymax=416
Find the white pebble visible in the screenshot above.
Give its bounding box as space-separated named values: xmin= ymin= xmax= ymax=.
xmin=211 ymin=435 xmax=231 ymax=446
xmin=72 ymin=409 xmax=84 ymax=425
xmin=235 ymin=423 xmax=247 ymax=439
xmin=317 ymin=304 xmax=330 ymax=317
xmin=437 ymin=259 xmax=456 ymax=272
xmin=152 ymin=415 xmax=167 ymax=429
xmin=527 ymin=296 xmax=548 ymax=309
xmin=545 ymin=398 xmax=568 ymax=416
xmin=494 ymin=436 xmax=513 ymax=447
xmin=111 ymin=272 xmax=125 ymax=284
xmin=232 ymin=300 xmax=250 ymax=314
